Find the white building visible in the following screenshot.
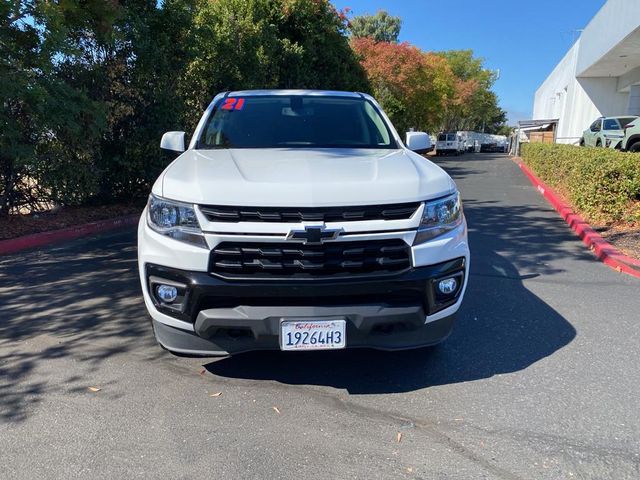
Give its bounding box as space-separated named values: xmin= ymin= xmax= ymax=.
xmin=533 ymin=0 xmax=640 ymax=144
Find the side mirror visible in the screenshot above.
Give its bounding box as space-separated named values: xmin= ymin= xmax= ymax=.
xmin=160 ymin=131 xmax=186 ymax=152
xmin=406 ymin=132 xmax=432 ymax=154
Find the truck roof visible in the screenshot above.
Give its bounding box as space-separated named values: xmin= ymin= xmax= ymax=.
xmin=226 ymin=89 xmax=364 ymax=98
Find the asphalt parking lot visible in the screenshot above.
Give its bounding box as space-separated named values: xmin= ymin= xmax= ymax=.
xmin=1 ymin=152 xmax=639 ymax=479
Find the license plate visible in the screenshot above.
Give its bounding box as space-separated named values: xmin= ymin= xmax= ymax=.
xmin=280 ymin=319 xmax=346 ymax=351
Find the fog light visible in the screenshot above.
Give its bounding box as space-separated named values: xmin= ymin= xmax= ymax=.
xmin=438 ymin=278 xmax=458 ymax=295
xmin=156 ymin=285 xmax=178 ymax=303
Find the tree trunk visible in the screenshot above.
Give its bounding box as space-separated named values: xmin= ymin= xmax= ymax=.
xmin=0 ymin=155 xmax=14 ymax=217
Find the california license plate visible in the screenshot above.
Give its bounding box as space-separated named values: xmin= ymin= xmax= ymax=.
xmin=280 ymin=319 xmax=346 ymax=351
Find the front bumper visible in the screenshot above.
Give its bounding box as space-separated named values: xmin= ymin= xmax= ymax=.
xmin=143 ymin=258 xmax=465 ymax=355
xmin=138 ymin=212 xmax=470 ymax=356
xmin=436 ymin=148 xmax=458 ymax=154
xmin=152 ymin=313 xmax=456 ymax=355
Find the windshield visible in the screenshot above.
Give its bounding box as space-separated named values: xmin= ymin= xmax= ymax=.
xmin=438 ymin=133 xmax=457 ymax=142
xmin=197 ymin=95 xmax=397 ymax=149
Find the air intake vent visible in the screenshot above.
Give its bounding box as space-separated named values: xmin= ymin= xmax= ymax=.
xmin=210 ymin=240 xmax=411 ymax=279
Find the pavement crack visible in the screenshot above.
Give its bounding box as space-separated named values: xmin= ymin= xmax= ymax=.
xmin=275 ymin=383 xmax=526 ymax=480
xmin=465 ymin=423 xmax=640 ymax=466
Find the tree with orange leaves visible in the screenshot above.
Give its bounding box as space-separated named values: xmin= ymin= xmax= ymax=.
xmin=349 ymin=11 xmax=507 ymax=135
xmin=351 ymin=37 xmax=455 ymax=134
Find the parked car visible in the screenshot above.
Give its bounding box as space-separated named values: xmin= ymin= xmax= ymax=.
xmin=436 ymin=132 xmax=465 ymax=155
xmin=613 ymin=119 xmax=640 ymax=152
xmin=138 ymin=90 xmax=470 ymax=356
xmin=580 ymin=116 xmax=638 ymax=148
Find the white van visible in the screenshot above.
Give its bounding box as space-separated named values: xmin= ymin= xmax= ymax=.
xmin=436 ymin=132 xmax=464 ymax=156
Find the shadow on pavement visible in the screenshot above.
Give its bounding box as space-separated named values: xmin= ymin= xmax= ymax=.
xmin=0 ymin=231 xmax=160 ymax=423
xmin=205 ymin=196 xmax=578 ymax=394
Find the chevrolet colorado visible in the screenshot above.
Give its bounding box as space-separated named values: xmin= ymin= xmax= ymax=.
xmin=138 ymin=90 xmax=469 ymax=355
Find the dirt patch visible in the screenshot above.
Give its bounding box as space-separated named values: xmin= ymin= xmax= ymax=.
xmin=596 ymin=224 xmax=640 ymax=260
xmin=0 ymin=203 xmax=144 ymax=240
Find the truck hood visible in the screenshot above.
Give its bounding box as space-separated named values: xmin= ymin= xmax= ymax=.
xmin=156 ymin=148 xmax=455 ymax=207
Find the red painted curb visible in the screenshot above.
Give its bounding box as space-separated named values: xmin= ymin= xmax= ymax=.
xmin=515 ymin=159 xmax=640 ymax=279
xmin=0 ymin=214 xmax=140 ymax=256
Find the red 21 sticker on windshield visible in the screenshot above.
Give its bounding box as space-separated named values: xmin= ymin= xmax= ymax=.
xmin=221 ymin=98 xmax=245 ymax=111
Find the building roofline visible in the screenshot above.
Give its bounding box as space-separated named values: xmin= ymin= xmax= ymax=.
xmin=518 ymin=119 xmax=559 ymax=127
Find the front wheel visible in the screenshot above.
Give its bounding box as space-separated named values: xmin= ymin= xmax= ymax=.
xmin=629 ymin=141 xmax=640 ymax=153
xmin=596 ymin=139 xmax=602 ymax=148
xmin=579 ymin=138 xmax=585 ymax=147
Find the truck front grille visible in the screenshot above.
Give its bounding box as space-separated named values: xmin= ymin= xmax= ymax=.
xmin=210 ymin=239 xmax=411 ymax=279
xmin=199 ymin=203 xmax=420 ymax=223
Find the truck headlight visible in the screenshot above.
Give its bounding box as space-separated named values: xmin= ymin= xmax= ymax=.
xmin=414 ymin=192 xmax=463 ymax=244
xmin=147 ymin=194 xmax=207 ymax=248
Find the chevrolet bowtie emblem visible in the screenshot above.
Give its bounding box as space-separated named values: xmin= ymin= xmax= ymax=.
xmin=286 ymin=225 xmax=343 ymax=245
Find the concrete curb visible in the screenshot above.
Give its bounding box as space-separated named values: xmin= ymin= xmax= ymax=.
xmin=0 ymin=214 xmax=140 ymax=256
xmin=515 ymin=159 xmax=640 ymax=279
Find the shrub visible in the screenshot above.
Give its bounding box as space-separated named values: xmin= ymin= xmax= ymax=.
xmin=520 ymin=143 xmax=640 ymax=224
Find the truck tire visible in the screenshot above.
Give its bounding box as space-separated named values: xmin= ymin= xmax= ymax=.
xmin=629 ymin=141 xmax=640 ymax=153
xmin=579 ymin=138 xmax=585 ymax=147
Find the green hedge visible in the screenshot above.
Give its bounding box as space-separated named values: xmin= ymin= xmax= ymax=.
xmin=520 ymin=143 xmax=640 ymax=224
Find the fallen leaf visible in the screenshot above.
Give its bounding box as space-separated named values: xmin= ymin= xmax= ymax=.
xmin=209 ymin=392 xmax=222 ymax=397
xmin=406 ymin=467 xmax=413 ymax=473
xmin=396 ymin=432 xmax=403 ymax=443
xmin=272 ymin=406 xmax=281 ymax=414
xmin=199 ymin=369 xmax=206 ymax=376
xmin=88 ymin=387 xmax=101 ymax=392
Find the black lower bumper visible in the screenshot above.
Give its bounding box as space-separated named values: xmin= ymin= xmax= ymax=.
xmin=153 ymin=314 xmax=456 ymax=356
xmin=145 ymin=258 xmax=465 ymax=355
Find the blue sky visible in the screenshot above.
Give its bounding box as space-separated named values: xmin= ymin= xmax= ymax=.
xmin=332 ymin=0 xmax=607 ymax=125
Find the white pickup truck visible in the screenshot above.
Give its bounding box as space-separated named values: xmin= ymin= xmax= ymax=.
xmin=138 ymin=90 xmax=469 ymax=355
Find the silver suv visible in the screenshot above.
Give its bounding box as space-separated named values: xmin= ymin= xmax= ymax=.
xmin=581 ymin=116 xmax=638 ymax=148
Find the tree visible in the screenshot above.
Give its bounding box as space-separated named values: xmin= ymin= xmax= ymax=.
xmin=78 ymin=0 xmax=197 ymax=202
xmin=0 ymin=0 xmax=114 ymax=214
xmin=179 ymin=0 xmax=369 ymax=127
xmin=351 ymin=38 xmax=454 ymax=134
xmin=349 ymin=10 xmax=401 ymax=43
xmin=437 ymin=50 xmax=507 ymax=133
